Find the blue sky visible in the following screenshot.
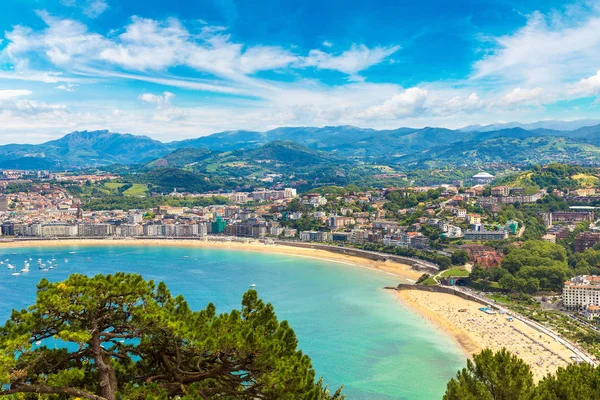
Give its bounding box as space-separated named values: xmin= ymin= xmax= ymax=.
xmin=1 ymin=0 xmax=600 ymax=143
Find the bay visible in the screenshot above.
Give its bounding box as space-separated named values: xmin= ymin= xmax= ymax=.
xmin=0 ymin=245 xmax=465 ymax=399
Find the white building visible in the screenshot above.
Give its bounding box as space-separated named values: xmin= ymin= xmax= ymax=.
xmin=472 ymin=172 xmax=495 ymax=185
xmin=563 ymin=275 xmax=600 ymax=311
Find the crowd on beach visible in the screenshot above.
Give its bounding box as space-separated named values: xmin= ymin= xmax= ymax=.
xmin=397 ymin=290 xmax=573 ymax=380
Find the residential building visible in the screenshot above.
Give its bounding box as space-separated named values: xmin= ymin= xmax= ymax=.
xmin=299 ymin=231 xmax=330 ymax=242
xmin=464 ymin=230 xmax=508 ymax=241
xmin=575 ymin=232 xmax=600 ymax=252
xmin=552 ymin=211 xmax=594 ymax=224
xmin=563 ymin=275 xmax=600 ymax=310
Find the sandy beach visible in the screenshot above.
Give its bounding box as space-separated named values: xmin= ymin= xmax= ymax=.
xmin=396 ymin=290 xmax=574 ymax=380
xmin=0 ymin=238 xmax=422 ymax=281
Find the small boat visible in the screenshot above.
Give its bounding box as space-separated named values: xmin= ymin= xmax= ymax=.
xmin=41 ymin=269 xmax=49 ymax=273
xmin=51 ymin=256 xmax=56 ymax=261
xmin=86 ymin=257 xmax=91 ymax=261
xmin=7 ymin=264 xmax=15 ymax=269
xmin=35 ymin=340 xmax=41 ymax=345
xmin=249 ymin=283 xmax=257 ymax=288
xmin=64 ymin=258 xmax=69 ymax=263
xmin=11 ymin=272 xmax=20 ymax=276
xmin=28 ymin=257 xmax=32 ymax=261
xmin=69 ymin=251 xmax=76 ymax=254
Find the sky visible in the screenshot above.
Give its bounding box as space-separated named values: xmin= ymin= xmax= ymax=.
xmin=2 ymin=0 xmax=600 ymax=143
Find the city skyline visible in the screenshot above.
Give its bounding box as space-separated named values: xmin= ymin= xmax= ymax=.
xmin=2 ymin=0 xmax=600 ymax=143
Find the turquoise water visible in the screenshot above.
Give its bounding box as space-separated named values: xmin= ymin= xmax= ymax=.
xmin=0 ymin=245 xmax=465 ymax=399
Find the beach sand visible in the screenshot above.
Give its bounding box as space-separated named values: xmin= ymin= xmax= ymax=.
xmin=0 ymin=238 xmax=422 ymax=281
xmin=396 ymin=290 xmax=573 ymax=380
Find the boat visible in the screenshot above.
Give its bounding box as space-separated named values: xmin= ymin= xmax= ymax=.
xmin=51 ymin=255 xmax=56 ymax=261
xmin=64 ymin=258 xmax=69 ymax=263
xmin=0 ymin=261 xmax=4 ymax=265
xmin=86 ymin=257 xmax=91 ymax=261
xmin=249 ymin=283 xmax=257 ymax=288
xmin=11 ymin=273 xmax=20 ymax=276
xmin=35 ymin=341 xmax=41 ymax=345
xmin=20 ymin=267 xmax=29 ymax=273
xmin=7 ymin=264 xmax=15 ymax=269
xmin=69 ymin=251 xmax=76 ymax=254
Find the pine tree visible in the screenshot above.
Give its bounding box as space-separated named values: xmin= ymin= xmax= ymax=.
xmin=0 ymin=273 xmax=343 ymax=400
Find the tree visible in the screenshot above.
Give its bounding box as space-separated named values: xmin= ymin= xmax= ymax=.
xmin=536 ymin=362 xmax=600 ymax=399
xmin=443 ymin=348 xmax=535 ymax=400
xmin=451 ymin=250 xmax=469 ymax=266
xmin=0 ymin=273 xmax=343 ymax=400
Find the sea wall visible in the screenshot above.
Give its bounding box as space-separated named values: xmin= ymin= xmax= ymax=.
xmin=393 ymin=284 xmax=491 ymax=307
xmin=274 ymin=241 xmax=439 ymax=274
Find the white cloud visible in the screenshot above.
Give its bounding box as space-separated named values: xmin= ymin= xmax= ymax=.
xmin=2 ymin=13 xmax=395 ymax=84
xmin=303 ymin=44 xmax=401 ymax=77
xmin=0 ymin=89 xmax=32 ymax=99
xmin=499 ymin=87 xmax=547 ymax=107
xmin=61 ymin=0 xmax=109 ymax=18
xmin=570 ymin=70 xmax=600 ymax=96
xmin=439 ymin=93 xmax=486 ymax=115
xmin=56 ymin=83 xmax=78 ymax=92
xmin=83 ymin=0 xmax=109 ymax=18
xmin=322 ymin=41 xmax=333 ymax=48
xmin=358 ymin=87 xmax=428 ymax=119
xmin=138 ymin=91 xmax=175 ymax=107
xmin=473 ymin=9 xmax=600 ymax=87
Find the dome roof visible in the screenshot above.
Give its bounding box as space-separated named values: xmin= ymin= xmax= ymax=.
xmin=473 ymin=172 xmax=494 ymax=178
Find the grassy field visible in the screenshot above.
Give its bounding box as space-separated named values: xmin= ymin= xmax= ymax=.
xmin=104 ymin=182 xmax=125 ymax=190
xmin=123 ymin=184 xmax=148 ymax=197
xmin=439 ymin=268 xmax=470 ymax=277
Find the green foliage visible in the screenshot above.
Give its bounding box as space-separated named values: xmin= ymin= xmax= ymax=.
xmin=444 ymin=348 xmax=535 ymax=400
xmin=500 ymin=241 xmax=568 ymax=291
xmin=0 ymin=274 xmax=343 ymax=400
xmin=451 ymin=250 xmax=469 ymax=266
xmin=536 ymin=362 xmax=600 ymax=399
xmin=446 ymin=348 xmax=600 ymax=400
xmin=416 ymin=274 xmax=431 ymax=284
xmin=357 ymin=242 xmax=452 ymax=269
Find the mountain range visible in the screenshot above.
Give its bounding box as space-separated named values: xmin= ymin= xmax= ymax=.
xmin=5 ymin=122 xmax=600 ymax=170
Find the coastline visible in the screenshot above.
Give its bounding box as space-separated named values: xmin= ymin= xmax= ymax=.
xmin=0 ymin=238 xmax=423 ymax=282
xmin=1 ymin=237 xmax=581 ymax=380
xmin=395 ymin=289 xmax=575 ymax=381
